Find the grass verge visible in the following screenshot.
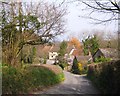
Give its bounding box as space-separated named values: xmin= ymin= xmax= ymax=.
xmin=2 ymin=64 xmax=64 ymax=94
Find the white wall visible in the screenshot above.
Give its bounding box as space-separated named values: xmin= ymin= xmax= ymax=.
xmin=49 ymin=52 xmax=58 ymax=60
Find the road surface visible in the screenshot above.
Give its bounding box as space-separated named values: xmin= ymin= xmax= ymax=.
xmin=34 ymin=71 xmax=100 ymax=94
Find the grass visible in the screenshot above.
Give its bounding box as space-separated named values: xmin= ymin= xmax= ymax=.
xmin=2 ymin=64 xmax=64 ymax=94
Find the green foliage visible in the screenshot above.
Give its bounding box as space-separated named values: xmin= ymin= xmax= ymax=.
xmin=2 ymin=66 xmax=28 ymax=94
xmin=2 ymin=2 xmax=66 ymax=67
xmin=22 ymin=47 xmax=36 ymax=64
xmin=58 ymin=41 xmax=67 ymax=56
xmin=43 ymin=58 xmax=47 ymax=64
xmin=32 ymin=47 xmax=36 ymax=56
xmin=83 ymin=49 xmax=89 ymax=55
xmin=71 ymin=56 xmax=79 ymax=74
xmin=87 ymin=60 xmax=120 ymax=94
xmin=71 ymin=58 xmax=86 ymax=74
xmin=2 ymin=65 xmax=64 ymax=94
xmin=82 ymin=35 xmax=99 ymax=55
xmin=59 ymin=61 xmax=68 ymax=70
xmin=56 ymin=41 xmax=68 ymax=69
xmin=2 ymin=13 xmax=41 ymax=66
xmin=56 ymin=72 xmax=65 ymax=81
xmin=56 ymin=56 xmax=68 ymax=70
xmin=94 ymin=57 xmax=111 ymax=63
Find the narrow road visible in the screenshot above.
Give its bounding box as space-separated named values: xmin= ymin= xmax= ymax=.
xmin=34 ymin=71 xmax=100 ymax=94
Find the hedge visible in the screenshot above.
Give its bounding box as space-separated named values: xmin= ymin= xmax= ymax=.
xmin=87 ymin=60 xmax=120 ymax=94
xmin=2 ymin=65 xmax=64 ymax=94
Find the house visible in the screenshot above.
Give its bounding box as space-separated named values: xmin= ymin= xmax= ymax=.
xmin=46 ymin=43 xmax=60 ymax=64
xmin=35 ymin=42 xmax=84 ymax=65
xmin=64 ymin=46 xmax=78 ymax=65
xmin=76 ymin=55 xmax=92 ymax=62
xmin=46 ymin=52 xmax=59 ymax=65
xmin=35 ymin=42 xmax=60 ymax=58
xmin=92 ymin=48 xmax=118 ymax=61
xmin=49 ymin=52 xmax=58 ymax=60
xmin=63 ymin=43 xmax=84 ymax=65
xmin=69 ymin=48 xmax=80 ymax=56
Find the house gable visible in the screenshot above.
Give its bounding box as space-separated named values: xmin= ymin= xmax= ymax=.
xmin=92 ymin=49 xmax=104 ymax=61
xmin=92 ymin=48 xmax=118 ymax=61
xmin=49 ymin=52 xmax=58 ymax=60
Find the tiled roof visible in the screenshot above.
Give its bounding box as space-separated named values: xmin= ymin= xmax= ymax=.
xmin=92 ymin=48 xmax=118 ymax=59
xmin=76 ymin=55 xmax=92 ymax=61
xmin=99 ymin=48 xmax=118 ymax=58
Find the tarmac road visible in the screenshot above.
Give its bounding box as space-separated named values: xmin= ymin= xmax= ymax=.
xmin=34 ymin=71 xmax=100 ymax=94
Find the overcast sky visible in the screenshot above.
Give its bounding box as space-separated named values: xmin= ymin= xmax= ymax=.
xmin=58 ymin=1 xmax=118 ymax=41
xmin=21 ymin=0 xmax=118 ymax=41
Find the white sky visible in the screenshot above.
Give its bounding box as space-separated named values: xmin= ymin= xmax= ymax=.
xmin=12 ymin=0 xmax=118 ymax=41
xmin=59 ymin=1 xmax=118 ymax=41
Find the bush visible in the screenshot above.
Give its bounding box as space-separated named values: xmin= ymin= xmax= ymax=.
xmin=71 ymin=56 xmax=79 ymax=74
xmin=78 ymin=63 xmax=83 ymax=71
xmin=87 ymin=60 xmax=120 ymax=94
xmin=43 ymin=58 xmax=47 ymax=64
xmin=2 ymin=66 xmax=27 ymax=94
xmin=78 ymin=63 xmax=85 ymax=74
xmin=59 ymin=62 xmax=68 ymax=70
xmin=56 ymin=56 xmax=68 ymax=70
xmin=2 ymin=65 xmax=64 ymax=94
xmin=94 ymin=56 xmax=111 ymax=63
xmin=71 ymin=57 xmax=86 ymax=74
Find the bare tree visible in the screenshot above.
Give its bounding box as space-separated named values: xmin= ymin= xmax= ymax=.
xmin=77 ymin=0 xmax=120 ymax=24
xmin=1 ymin=1 xmax=67 ymax=66
xmin=93 ymin=30 xmax=118 ymax=48
xmin=75 ymin=0 xmax=120 ymax=59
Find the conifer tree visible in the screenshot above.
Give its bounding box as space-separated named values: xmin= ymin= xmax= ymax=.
xmin=71 ymin=56 xmax=79 ymax=74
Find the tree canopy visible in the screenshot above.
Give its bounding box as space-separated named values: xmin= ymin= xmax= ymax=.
xmin=1 ymin=1 xmax=67 ymax=66
xmin=82 ymin=35 xmax=99 ymax=56
xmin=59 ymin=40 xmax=68 ymax=56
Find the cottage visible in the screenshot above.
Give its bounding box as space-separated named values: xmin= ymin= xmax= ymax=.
xmin=49 ymin=52 xmax=58 ymax=60
xmin=64 ymin=47 xmax=79 ymax=65
xmin=92 ymin=48 xmax=118 ymax=61
xmin=76 ymin=55 xmax=92 ymax=62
